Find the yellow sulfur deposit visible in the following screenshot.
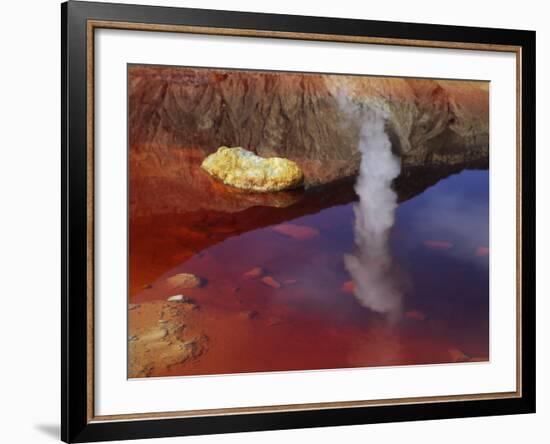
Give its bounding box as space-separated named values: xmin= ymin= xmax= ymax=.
xmin=201 ymin=146 xmax=303 ymax=192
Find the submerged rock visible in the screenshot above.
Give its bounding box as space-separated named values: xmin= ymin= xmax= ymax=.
xmin=272 ymin=223 xmax=320 ymax=240
xmin=261 ymin=276 xmax=281 ymax=289
xmin=201 ymin=146 xmax=303 ymax=192
xmin=341 ymin=280 xmax=356 ymax=295
xmin=166 ymin=273 xmax=201 ymax=288
xmin=243 ymin=267 xmax=264 ymax=279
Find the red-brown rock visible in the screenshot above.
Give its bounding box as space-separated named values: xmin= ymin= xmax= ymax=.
xmin=341 ymin=280 xmax=356 ymax=295
xmin=272 ymin=224 xmax=320 ymax=241
xmin=261 ymin=276 xmax=281 ymax=289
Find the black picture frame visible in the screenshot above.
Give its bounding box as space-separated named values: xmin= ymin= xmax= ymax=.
xmin=62 ymin=1 xmax=536 ymax=442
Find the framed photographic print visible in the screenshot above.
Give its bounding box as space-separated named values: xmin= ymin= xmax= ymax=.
xmin=61 ymin=1 xmax=536 ymax=442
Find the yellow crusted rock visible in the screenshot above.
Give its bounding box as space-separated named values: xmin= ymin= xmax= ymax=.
xmin=201 ymin=146 xmax=303 ymax=192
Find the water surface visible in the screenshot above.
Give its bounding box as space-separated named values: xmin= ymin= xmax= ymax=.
xmin=129 ymin=167 xmax=489 ymax=377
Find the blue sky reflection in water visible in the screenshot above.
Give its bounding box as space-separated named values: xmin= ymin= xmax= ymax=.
xmin=280 ymin=168 xmax=489 ymax=341
xmin=392 ymin=169 xmax=489 ymax=358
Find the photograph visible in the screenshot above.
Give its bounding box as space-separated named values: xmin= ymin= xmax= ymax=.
xmin=0 ymin=0 xmax=543 ymax=442
xmin=127 ymin=65 xmax=490 ymax=378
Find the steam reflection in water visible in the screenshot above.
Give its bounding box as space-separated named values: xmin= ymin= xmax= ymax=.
xmin=343 ymin=107 xmax=404 ymax=322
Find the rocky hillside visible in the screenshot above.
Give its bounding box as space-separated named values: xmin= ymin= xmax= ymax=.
xmin=129 ymin=65 xmax=488 ymax=187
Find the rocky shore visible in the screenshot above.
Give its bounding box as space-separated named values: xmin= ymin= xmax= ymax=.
xmin=129 ymin=65 xmax=489 ymax=188
xmin=129 ymin=291 xmax=207 ymax=378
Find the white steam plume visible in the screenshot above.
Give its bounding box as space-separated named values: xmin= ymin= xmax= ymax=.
xmin=338 ymin=94 xmax=403 ymax=321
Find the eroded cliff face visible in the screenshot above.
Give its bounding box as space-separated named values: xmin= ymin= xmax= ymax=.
xmin=129 ymin=66 xmax=488 ymax=187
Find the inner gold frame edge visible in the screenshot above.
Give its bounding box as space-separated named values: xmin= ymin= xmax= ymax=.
xmin=85 ymin=19 xmax=523 ymax=423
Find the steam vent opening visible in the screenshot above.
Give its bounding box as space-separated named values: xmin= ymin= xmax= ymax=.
xmin=128 ymin=65 xmax=489 ymax=378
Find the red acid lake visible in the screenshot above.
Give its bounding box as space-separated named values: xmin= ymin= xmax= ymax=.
xmin=129 ymin=160 xmax=489 ymax=377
